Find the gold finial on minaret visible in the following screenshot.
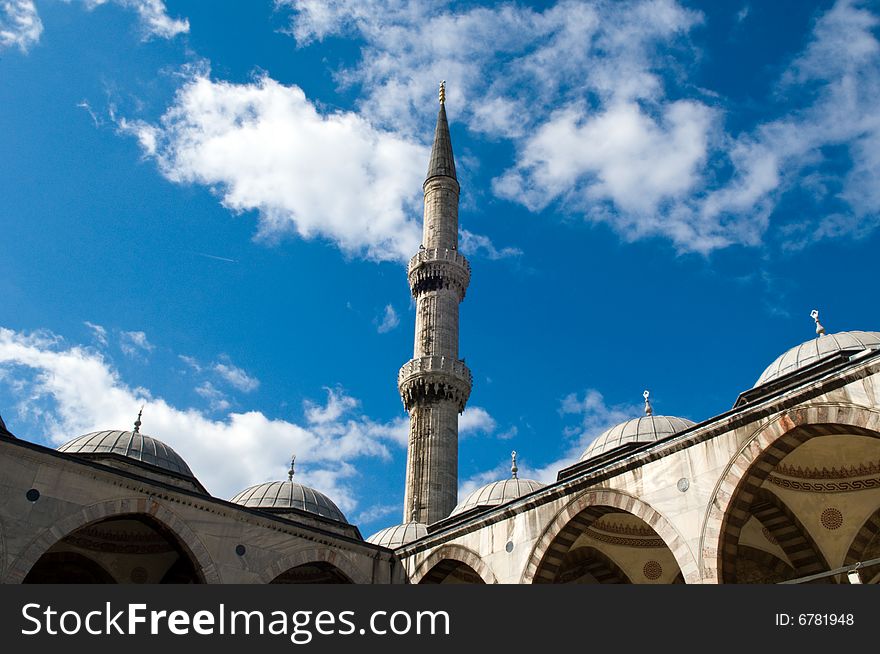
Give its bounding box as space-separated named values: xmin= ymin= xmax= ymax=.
xmin=644 ymin=390 xmax=653 ymax=416
xmin=811 ymin=309 xmax=826 ymax=337
xmin=439 ymin=80 xmax=446 ymax=105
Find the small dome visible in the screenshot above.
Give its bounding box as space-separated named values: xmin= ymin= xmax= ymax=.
xmin=58 ymin=430 xmax=194 ymax=477
xmin=230 ymin=480 xmax=348 ymax=524
xmin=366 ymin=522 xmax=427 ymax=548
xmin=754 ymin=331 xmax=880 ymax=387
xmin=580 ymin=415 xmax=695 ymax=462
xmin=450 ymin=478 xmax=545 ymax=517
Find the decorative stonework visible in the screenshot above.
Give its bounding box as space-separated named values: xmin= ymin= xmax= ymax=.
xmin=407 ymin=249 xmax=470 ymax=300
xmin=64 ymin=524 xmax=175 ymax=554
xmin=767 ymin=476 xmax=880 ymax=493
xmin=774 ymin=461 xmax=880 ymax=479
xmin=643 ymin=560 xmax=662 ymax=580
xmin=820 ymin=507 xmax=844 ymax=530
xmin=586 ymin=530 xmax=666 ymax=548
xmin=398 ymin=356 xmax=472 ymax=412
xmin=593 ymin=521 xmax=659 ymax=537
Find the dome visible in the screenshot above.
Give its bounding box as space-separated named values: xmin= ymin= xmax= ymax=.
xmin=754 ymin=331 xmax=880 ymax=387
xmin=366 ymin=522 xmax=427 ymax=548
xmin=450 ymin=478 xmax=545 ymax=517
xmin=58 ymin=430 xmax=194 ymax=477
xmin=580 ymin=415 xmax=695 ymax=462
xmin=230 ymin=480 xmax=348 ymax=524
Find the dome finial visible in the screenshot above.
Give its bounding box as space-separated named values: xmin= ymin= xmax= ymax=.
xmin=439 ymin=80 xmax=446 ymax=105
xmin=410 ymin=495 xmax=419 ymax=522
xmin=288 ymin=454 xmax=296 ymax=481
xmin=511 ymin=450 xmax=518 ymax=479
xmin=643 ymin=390 xmax=653 ymax=416
xmin=133 ymin=405 xmax=144 ymax=433
xmin=811 ymin=309 xmax=826 ymax=337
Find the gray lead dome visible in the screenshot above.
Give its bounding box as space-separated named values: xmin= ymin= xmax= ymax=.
xmin=450 ymin=478 xmax=545 ymax=517
xmin=230 ymin=480 xmax=348 ymax=524
xmin=366 ymin=522 xmax=427 ymax=548
xmin=754 ymin=331 xmax=880 ymax=387
xmin=58 ymin=430 xmax=194 ymax=477
xmin=580 ymin=415 xmax=696 ymax=462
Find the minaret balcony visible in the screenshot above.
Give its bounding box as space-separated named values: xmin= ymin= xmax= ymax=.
xmin=407 ymin=248 xmax=471 ymax=299
xmin=397 ymin=355 xmax=472 ymax=412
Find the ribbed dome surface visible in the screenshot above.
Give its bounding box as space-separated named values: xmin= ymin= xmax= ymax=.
xmin=450 ymin=478 xmax=545 ymax=517
xmin=580 ymin=415 xmax=695 ymax=462
xmin=754 ymin=331 xmax=880 ymax=388
xmin=58 ymin=430 xmax=193 ymax=477
xmin=230 ymin=480 xmax=348 ymax=524
xmin=366 ymin=522 xmax=427 ymax=548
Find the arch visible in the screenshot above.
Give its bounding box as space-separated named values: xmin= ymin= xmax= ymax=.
xmin=735 ymin=545 xmax=796 ymax=584
xmin=844 ymin=507 xmax=880 ymax=566
xmin=259 ymin=547 xmax=371 ymax=585
xmin=3 ymin=497 xmax=220 ymax=584
xmin=270 ymin=561 xmax=353 ymax=584
xmin=701 ymin=404 xmax=880 ymax=583
xmin=750 ymin=488 xmax=830 ymax=578
xmin=521 ymin=488 xmax=698 ymax=584
xmin=411 ymin=544 xmax=496 ymax=584
xmin=24 ymin=551 xmax=116 ymax=584
xmin=555 ymin=546 xmax=631 ymax=584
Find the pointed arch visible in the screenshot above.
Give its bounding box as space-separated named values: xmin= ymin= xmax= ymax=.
xmin=4 ymin=497 xmax=220 ymax=583
xmin=259 ymin=547 xmax=371 ymax=585
xmin=411 ymin=544 xmax=496 ymax=584
xmin=521 ymin=488 xmax=698 ymax=584
xmin=701 ymin=403 xmax=880 ymax=583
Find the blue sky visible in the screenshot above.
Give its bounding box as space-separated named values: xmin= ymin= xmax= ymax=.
xmin=2 ymin=0 xmax=879 ymax=536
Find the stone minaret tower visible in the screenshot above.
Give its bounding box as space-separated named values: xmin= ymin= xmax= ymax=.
xmin=398 ymin=82 xmax=472 ymax=525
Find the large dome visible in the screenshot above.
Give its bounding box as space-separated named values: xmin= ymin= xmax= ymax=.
xmin=580 ymin=415 xmax=695 ymax=462
xmin=754 ymin=331 xmax=880 ymax=388
xmin=58 ymin=430 xmax=194 ymax=477
xmin=230 ymin=480 xmax=348 ymax=524
xmin=366 ymin=522 xmax=427 ymax=548
xmin=450 ymin=478 xmax=545 ymax=517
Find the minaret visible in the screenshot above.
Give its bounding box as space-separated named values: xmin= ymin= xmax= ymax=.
xmin=398 ymin=82 xmax=472 ymax=524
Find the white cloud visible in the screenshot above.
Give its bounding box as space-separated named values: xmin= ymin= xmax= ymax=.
xmin=0 ymin=0 xmax=42 ymax=52
xmin=213 ymin=358 xmax=260 ymax=393
xmin=459 ymin=229 xmax=523 ymax=260
xmin=83 ymin=321 xmax=108 ymax=347
xmin=0 ymin=326 xmax=408 ymax=511
xmin=353 ymin=503 xmax=398 ymax=525
xmin=124 ymin=73 xmax=426 ymax=262
xmin=81 ymin=0 xmax=188 ymax=40
xmin=119 ymin=330 xmax=154 ymax=357
xmin=281 ymin=0 xmax=880 ymax=253
xmin=195 ymin=381 xmax=230 ymax=412
xmin=376 ymin=304 xmax=400 ymax=333
xmin=458 ymin=406 xmax=496 ymax=437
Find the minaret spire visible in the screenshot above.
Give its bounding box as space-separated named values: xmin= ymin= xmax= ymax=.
xmin=399 ymin=82 xmax=472 ymax=524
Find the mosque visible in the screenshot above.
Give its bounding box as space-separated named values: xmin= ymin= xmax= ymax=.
xmin=1 ymin=85 xmax=879 ymax=584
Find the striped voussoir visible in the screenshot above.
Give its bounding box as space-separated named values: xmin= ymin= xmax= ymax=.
xmin=554 ymin=546 xmax=630 ymax=584
xmin=738 ymin=488 xmax=830 ymax=582
xmin=709 ymin=405 xmax=880 ymax=583
xmin=844 ymin=508 xmax=880 ymax=567
xmin=531 ymin=506 xmax=617 ymax=583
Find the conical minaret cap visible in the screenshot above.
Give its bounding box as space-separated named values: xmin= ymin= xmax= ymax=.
xmin=425 ymin=81 xmax=457 ymax=183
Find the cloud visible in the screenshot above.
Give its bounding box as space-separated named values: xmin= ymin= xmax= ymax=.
xmin=81 ymin=0 xmax=188 ymax=40
xmin=121 ymin=72 xmax=426 ymax=262
xmin=376 ymin=304 xmax=400 ymax=333
xmin=458 ymin=406 xmax=496 ymax=437
xmin=119 ymin=330 xmax=154 ymax=357
xmin=83 ymin=321 xmax=108 ymax=347
xmin=195 ymin=381 xmax=230 ymax=412
xmin=458 ymin=229 xmax=523 ymax=260
xmin=0 ymin=0 xmax=42 ymax=52
xmin=353 ymin=503 xmax=398 ymax=525
xmin=213 ymin=359 xmax=260 ymax=393
xmin=0 ymin=326 xmax=408 ymax=511
xmin=281 ymin=0 xmax=880 ymax=254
